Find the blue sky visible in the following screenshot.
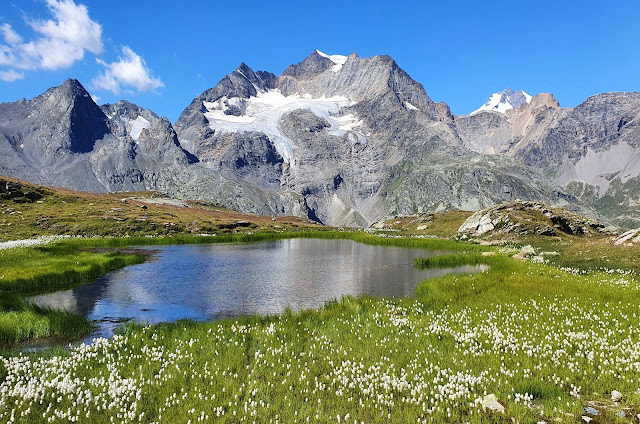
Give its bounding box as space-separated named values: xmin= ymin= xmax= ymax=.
xmin=1 ymin=0 xmax=639 ymax=122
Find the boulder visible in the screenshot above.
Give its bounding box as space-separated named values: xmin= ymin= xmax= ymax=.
xmin=613 ymin=229 xmax=640 ymax=246
xmin=513 ymin=245 xmax=536 ymax=260
xmin=458 ymin=200 xmax=609 ymax=238
xmin=481 ymin=394 xmax=505 ymax=413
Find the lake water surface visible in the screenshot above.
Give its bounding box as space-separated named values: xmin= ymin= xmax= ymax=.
xmin=29 ymin=238 xmax=487 ymax=339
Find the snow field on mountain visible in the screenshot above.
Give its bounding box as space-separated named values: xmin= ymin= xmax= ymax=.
xmin=203 ymin=90 xmax=364 ymax=167
xmin=128 ymin=115 xmax=151 ymax=140
xmin=471 ymin=90 xmax=533 ymax=115
xmin=316 ymin=49 xmax=348 ymax=72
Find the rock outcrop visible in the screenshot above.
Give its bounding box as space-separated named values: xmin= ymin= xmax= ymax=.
xmin=612 ymin=229 xmax=640 ymax=246
xmin=458 ymin=200 xmax=610 ymax=238
xmin=0 ymin=177 xmax=47 ymax=203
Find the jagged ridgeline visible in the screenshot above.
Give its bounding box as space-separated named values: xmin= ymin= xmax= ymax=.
xmin=1 ymin=50 xmax=639 ymax=227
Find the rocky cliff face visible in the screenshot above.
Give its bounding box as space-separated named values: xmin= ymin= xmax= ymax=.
xmin=1 ymin=51 xmax=637 ymax=228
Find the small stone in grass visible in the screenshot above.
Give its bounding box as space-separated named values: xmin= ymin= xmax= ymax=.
xmin=481 ymin=394 xmax=505 ymax=413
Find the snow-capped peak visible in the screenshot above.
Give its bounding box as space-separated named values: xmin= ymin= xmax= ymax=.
xmin=471 ymin=88 xmax=533 ymax=115
xmin=315 ymin=49 xmax=348 ymax=72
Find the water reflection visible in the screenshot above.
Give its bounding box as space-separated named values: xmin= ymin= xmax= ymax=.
xmin=29 ymin=239 xmax=487 ymax=339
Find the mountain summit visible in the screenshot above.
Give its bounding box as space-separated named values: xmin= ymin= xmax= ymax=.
xmin=471 ymin=88 xmax=533 ymax=115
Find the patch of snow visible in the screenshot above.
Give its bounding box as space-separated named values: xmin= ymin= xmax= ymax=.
xmin=405 ymin=101 xmax=418 ymax=111
xmin=555 ymin=141 xmax=640 ymax=193
xmin=128 ymin=115 xmax=151 ymax=140
xmin=0 ymin=235 xmax=72 ymax=251
xmin=19 ymin=143 xmax=23 ymax=149
xmin=333 ymin=114 xmax=363 ymax=132
xmin=316 ymin=49 xmax=348 ymax=72
xmin=203 ymin=89 xmax=356 ymax=167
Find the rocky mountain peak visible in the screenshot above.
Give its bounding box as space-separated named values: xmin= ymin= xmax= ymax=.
xmin=28 ymin=78 xmax=109 ymax=155
xmin=281 ymin=50 xmax=334 ymax=78
xmin=528 ymin=93 xmax=560 ymax=109
xmin=471 ymin=88 xmax=533 ymax=115
xmin=508 ymin=93 xmax=560 ymax=119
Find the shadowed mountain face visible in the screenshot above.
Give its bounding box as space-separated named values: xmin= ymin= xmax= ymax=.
xmin=1 ymin=51 xmax=639 ymax=227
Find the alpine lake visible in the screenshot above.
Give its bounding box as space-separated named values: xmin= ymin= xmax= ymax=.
xmin=28 ymin=238 xmax=487 ymax=341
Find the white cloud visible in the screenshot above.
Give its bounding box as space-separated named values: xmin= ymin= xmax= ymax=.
xmin=26 ymin=0 xmax=103 ymax=70
xmin=1 ymin=24 xmax=22 ymax=45
xmin=0 ymin=69 xmax=24 ymax=82
xmin=0 ymin=0 xmax=102 ymax=81
xmin=92 ymin=46 xmax=164 ymax=94
xmin=90 ymin=94 xmax=100 ymax=103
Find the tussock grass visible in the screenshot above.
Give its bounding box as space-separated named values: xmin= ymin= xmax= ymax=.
xmin=0 ymin=245 xmax=145 ymax=344
xmin=0 ymin=246 xmax=146 ymax=293
xmin=414 ymin=253 xmax=490 ymax=269
xmin=0 ymin=294 xmax=92 ymax=344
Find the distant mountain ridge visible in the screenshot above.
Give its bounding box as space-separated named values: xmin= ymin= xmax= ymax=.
xmin=1 ymin=50 xmax=638 ymax=228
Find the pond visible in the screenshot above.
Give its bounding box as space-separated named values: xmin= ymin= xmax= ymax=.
xmin=29 ymin=238 xmax=487 ymax=340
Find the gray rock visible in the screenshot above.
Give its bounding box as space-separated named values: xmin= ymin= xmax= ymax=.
xmin=584 ymin=406 xmax=599 ymax=415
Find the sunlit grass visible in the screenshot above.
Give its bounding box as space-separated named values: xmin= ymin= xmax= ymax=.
xmin=0 ymin=294 xmax=92 ymax=344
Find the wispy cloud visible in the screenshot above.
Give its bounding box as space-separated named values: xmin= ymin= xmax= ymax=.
xmin=0 ymin=0 xmax=102 ymax=79
xmin=0 ymin=69 xmax=24 ymax=82
xmin=92 ymin=46 xmax=164 ymax=94
xmin=1 ymin=23 xmax=22 ymax=45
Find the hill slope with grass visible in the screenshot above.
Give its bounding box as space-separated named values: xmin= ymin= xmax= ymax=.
xmin=0 ymin=176 xmax=318 ymax=243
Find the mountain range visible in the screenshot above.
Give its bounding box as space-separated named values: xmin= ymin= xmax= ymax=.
xmin=1 ymin=50 xmax=638 ymax=228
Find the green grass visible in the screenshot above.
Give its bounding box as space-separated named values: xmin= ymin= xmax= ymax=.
xmin=414 ymin=252 xmax=491 ymax=269
xmin=0 ymin=245 xmax=146 ymax=345
xmin=0 ymin=246 xmax=146 ymax=293
xmin=0 ymin=294 xmax=92 ymax=344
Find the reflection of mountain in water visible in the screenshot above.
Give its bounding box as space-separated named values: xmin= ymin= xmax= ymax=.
xmin=29 ymin=274 xmax=112 ymax=317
